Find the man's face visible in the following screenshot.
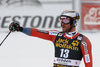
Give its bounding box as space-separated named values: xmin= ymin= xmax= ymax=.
xmin=60 ymin=16 xmax=71 ymax=32
xmin=61 ymin=23 xmax=71 ymax=33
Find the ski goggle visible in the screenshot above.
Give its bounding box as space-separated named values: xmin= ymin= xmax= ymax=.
xmin=60 ymin=16 xmax=70 ymax=24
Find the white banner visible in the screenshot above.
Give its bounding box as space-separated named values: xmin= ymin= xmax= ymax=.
xmin=0 ymin=0 xmax=72 ymax=32
xmin=54 ymin=57 xmax=81 ymax=66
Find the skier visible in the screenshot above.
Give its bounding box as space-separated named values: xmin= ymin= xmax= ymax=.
xmin=9 ymin=10 xmax=93 ymax=67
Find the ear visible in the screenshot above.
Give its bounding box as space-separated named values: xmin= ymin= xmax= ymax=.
xmin=73 ymin=20 xmax=76 ymax=26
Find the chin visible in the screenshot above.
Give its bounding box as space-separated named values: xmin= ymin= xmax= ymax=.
xmin=62 ymin=30 xmax=66 ymax=32
xmin=62 ymin=29 xmax=68 ymax=33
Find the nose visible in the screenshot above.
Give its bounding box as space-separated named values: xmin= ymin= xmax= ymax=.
xmin=61 ymin=22 xmax=65 ymax=25
xmin=61 ymin=22 xmax=65 ymax=27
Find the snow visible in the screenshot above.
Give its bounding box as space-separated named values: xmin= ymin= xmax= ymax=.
xmin=0 ymin=32 xmax=99 ymax=67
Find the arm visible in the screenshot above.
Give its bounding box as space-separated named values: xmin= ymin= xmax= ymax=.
xmin=9 ymin=22 xmax=57 ymax=43
xmin=22 ymin=28 xmax=57 ymax=43
xmin=81 ymin=36 xmax=93 ymax=67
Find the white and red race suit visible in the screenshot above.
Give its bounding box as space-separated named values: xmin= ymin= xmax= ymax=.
xmin=22 ymin=28 xmax=93 ymax=67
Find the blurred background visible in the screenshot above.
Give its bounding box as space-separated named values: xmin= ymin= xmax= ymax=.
xmin=0 ymin=0 xmax=99 ymax=67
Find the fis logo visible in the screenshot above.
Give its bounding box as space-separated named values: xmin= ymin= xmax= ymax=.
xmin=58 ymin=33 xmax=63 ymax=37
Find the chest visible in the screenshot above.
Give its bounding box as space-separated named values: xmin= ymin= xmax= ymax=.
xmin=54 ymin=34 xmax=83 ymax=60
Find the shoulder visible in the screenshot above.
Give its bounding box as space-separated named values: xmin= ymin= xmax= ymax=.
xmin=77 ymin=32 xmax=89 ymax=41
xmin=79 ymin=33 xmax=92 ymax=47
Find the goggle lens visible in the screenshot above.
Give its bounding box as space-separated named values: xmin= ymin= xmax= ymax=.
xmin=60 ymin=16 xmax=70 ymax=24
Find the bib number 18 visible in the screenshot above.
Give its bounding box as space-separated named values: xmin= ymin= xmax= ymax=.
xmin=60 ymin=49 xmax=69 ymax=58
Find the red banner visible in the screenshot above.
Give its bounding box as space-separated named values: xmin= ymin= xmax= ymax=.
xmin=82 ymin=0 xmax=100 ymax=1
xmin=82 ymin=3 xmax=100 ymax=30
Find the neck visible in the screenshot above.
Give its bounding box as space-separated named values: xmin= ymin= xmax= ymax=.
xmin=65 ymin=31 xmax=77 ymax=39
xmin=69 ymin=27 xmax=76 ymax=32
xmin=62 ymin=27 xmax=76 ymax=33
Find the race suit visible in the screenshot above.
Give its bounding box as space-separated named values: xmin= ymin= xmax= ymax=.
xmin=22 ymin=28 xmax=93 ymax=67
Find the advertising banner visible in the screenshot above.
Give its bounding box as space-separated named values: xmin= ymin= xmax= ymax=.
xmin=82 ymin=0 xmax=100 ymax=1
xmin=82 ymin=3 xmax=100 ymax=30
xmin=0 ymin=0 xmax=72 ymax=32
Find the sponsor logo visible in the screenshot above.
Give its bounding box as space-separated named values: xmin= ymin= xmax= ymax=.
xmin=85 ymin=54 xmax=90 ymax=63
xmin=84 ymin=7 xmax=100 ymax=25
xmin=75 ymin=62 xmax=78 ymax=64
xmin=58 ymin=33 xmax=63 ymax=36
xmin=77 ymin=36 xmax=82 ymax=40
xmin=54 ymin=64 xmax=75 ymax=67
xmin=49 ymin=31 xmax=58 ymax=35
xmin=57 ymin=58 xmax=71 ymax=63
xmin=0 ymin=0 xmax=42 ymax=7
xmin=82 ymin=42 xmax=88 ymax=54
xmin=54 ymin=57 xmax=81 ymax=66
xmin=0 ymin=15 xmax=61 ymax=32
xmin=54 ymin=58 xmax=71 ymax=65
xmin=55 ymin=38 xmax=79 ymax=51
xmin=71 ymin=40 xmax=79 ymax=47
